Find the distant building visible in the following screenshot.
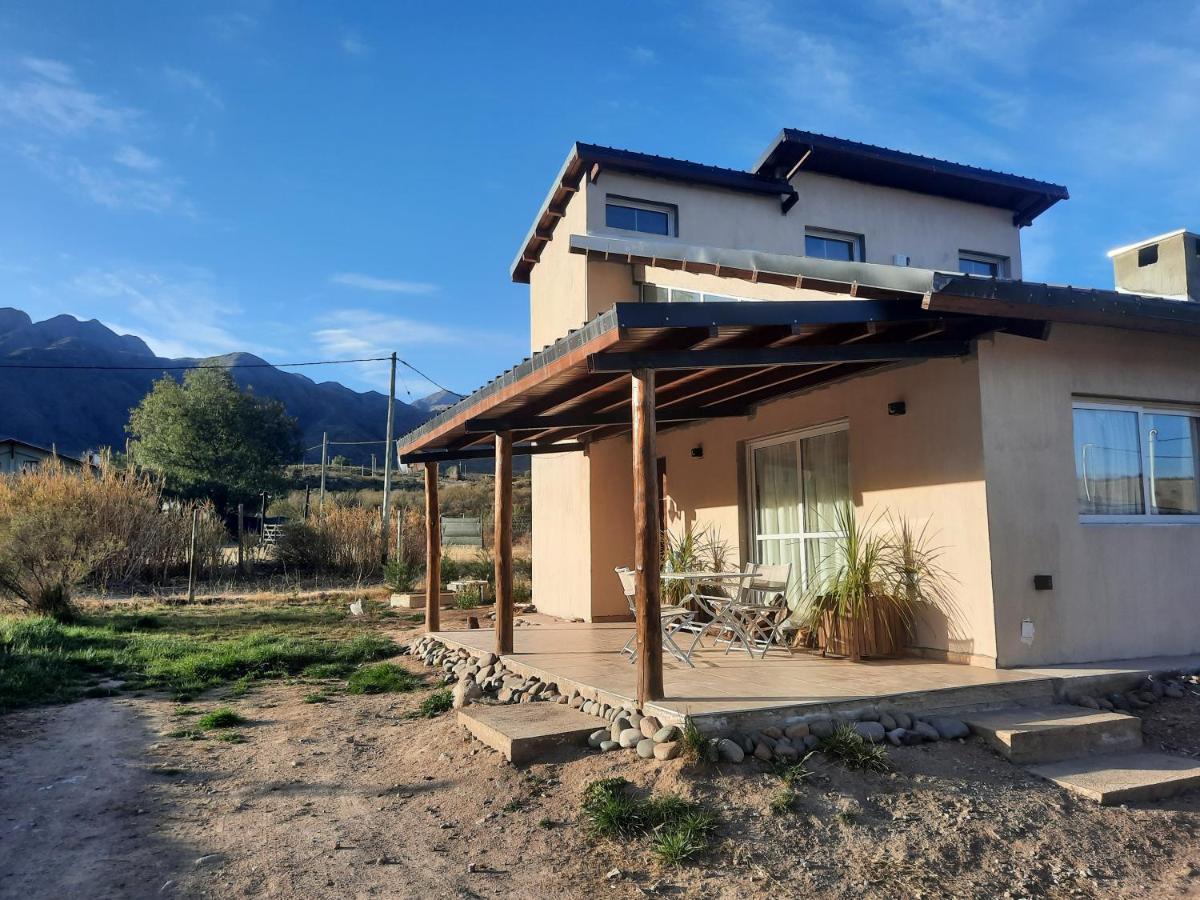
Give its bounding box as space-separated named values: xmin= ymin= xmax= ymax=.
xmin=0 ymin=437 xmax=91 ymax=474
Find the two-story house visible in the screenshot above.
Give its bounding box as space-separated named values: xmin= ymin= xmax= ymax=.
xmin=399 ymin=129 xmax=1200 ymax=680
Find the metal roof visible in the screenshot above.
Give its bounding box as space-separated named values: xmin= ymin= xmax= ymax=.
xmin=510 ymin=142 xmax=796 ymax=284
xmin=754 ymin=129 xmax=1069 ymax=226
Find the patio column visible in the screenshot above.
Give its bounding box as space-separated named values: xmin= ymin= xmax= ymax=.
xmin=631 ymin=367 xmax=664 ymax=705
xmin=425 ymin=461 xmax=440 ymax=633
xmin=494 ymin=431 xmax=514 ymax=654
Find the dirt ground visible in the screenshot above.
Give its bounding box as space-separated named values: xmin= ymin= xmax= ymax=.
xmin=3 ymin=620 xmax=1200 ymax=899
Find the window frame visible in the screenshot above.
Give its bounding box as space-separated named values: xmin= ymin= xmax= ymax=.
xmin=639 ymin=283 xmax=744 ymax=304
xmin=745 ymin=419 xmax=851 ymax=591
xmin=604 ymin=195 xmax=677 ymax=237
xmin=1073 ymin=399 xmax=1200 ymax=525
xmin=958 ymin=250 xmax=1009 ymax=278
xmin=804 ymin=227 xmax=864 ymax=262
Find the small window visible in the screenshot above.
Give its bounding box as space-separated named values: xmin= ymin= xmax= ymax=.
xmin=605 ymin=198 xmax=673 ymax=236
xmin=1074 ymin=401 xmax=1200 ymax=521
xmin=805 ymin=229 xmax=862 ymax=262
xmin=1138 ymin=244 xmax=1159 ymax=267
xmin=959 ymin=252 xmax=1007 ymax=277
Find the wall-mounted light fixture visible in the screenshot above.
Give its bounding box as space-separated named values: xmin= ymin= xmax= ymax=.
xmin=690 ymin=445 xmax=704 ymax=459
xmin=1033 ymin=574 xmax=1054 ymax=591
xmin=887 ymin=401 xmax=907 ymax=416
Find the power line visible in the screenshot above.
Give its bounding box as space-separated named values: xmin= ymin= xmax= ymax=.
xmin=0 ymin=355 xmax=393 ymax=371
xmin=4 ymin=350 xmax=461 ymax=395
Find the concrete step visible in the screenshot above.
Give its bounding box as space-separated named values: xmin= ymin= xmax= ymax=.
xmin=458 ymin=702 xmax=600 ymax=764
xmin=1030 ymin=752 xmax=1200 ymax=805
xmin=964 ymin=705 xmax=1142 ymax=764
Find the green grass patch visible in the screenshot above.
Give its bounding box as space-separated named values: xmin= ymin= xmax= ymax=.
xmin=580 ymin=778 xmax=717 ymax=866
xmin=411 ymin=688 xmax=453 ymax=718
xmin=346 ymin=663 xmax=422 ymax=695
xmin=197 ymin=707 xmax=245 ymax=729
xmin=769 ymin=788 xmax=796 ymax=815
xmin=0 ymin=606 xmax=396 ymax=712
xmin=819 ymin=723 xmax=892 ymax=773
xmin=303 ymin=691 xmax=330 ymax=703
xmin=679 ymin=717 xmax=714 ymax=765
xmin=214 ymin=731 xmax=247 ymax=744
xmin=301 ymin=662 xmax=355 ymax=679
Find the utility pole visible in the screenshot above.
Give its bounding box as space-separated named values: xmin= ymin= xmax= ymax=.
xmin=381 ymin=351 xmax=397 ymax=563
xmin=319 ymin=431 xmax=328 ymax=519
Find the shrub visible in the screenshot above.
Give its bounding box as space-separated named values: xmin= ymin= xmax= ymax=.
xmin=439 ymin=555 xmax=463 ymax=586
xmin=679 ymin=717 xmax=714 ymax=765
xmin=197 ymin=707 xmax=246 ymax=729
xmin=581 ymin=778 xmax=717 ymax=865
xmin=384 ymin=558 xmax=417 ymax=593
xmin=413 ymin=688 xmax=453 ymax=717
xmin=274 ymin=502 xmax=384 ymax=579
xmin=346 ymin=663 xmax=422 ymax=694
xmin=819 ymin=723 xmax=892 ymax=772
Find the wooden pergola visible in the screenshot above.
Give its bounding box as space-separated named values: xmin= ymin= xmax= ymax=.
xmin=396 ymin=249 xmax=1200 ymax=705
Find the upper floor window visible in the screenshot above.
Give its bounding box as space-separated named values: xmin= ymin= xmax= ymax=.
xmin=959 ymin=251 xmax=1009 ymax=277
xmin=805 ymin=228 xmax=863 ymax=262
xmin=641 ymin=284 xmax=741 ymax=303
xmin=1074 ymin=401 xmax=1200 ymax=522
xmin=605 ymin=197 xmax=674 ymax=236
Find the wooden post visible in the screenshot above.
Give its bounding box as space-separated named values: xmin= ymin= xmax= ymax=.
xmin=236 ymin=503 xmax=245 ymax=574
xmin=631 ymin=368 xmax=663 ymax=705
xmin=425 ymin=462 xmax=441 ymax=633
xmin=187 ymin=507 xmax=199 ymax=603
xmin=494 ymin=431 xmax=514 ymax=655
xmin=302 ymin=485 xmax=311 ymax=521
xmin=381 ymin=352 xmax=397 ymax=563
xmin=319 ymin=431 xmax=328 ymax=519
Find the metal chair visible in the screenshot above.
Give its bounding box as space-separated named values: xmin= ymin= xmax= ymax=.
xmin=614 ymin=566 xmax=696 ymax=668
xmin=724 ymin=562 xmax=794 ymax=659
xmin=684 ymin=563 xmax=759 ymax=659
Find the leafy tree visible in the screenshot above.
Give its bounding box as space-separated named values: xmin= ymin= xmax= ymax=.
xmin=330 ymin=454 xmax=351 ymax=467
xmin=127 ymin=369 xmax=301 ymax=513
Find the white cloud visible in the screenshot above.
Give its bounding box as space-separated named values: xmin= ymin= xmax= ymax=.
xmin=629 ymin=46 xmax=657 ymax=65
xmin=162 ymin=67 xmax=224 ymax=109
xmin=204 ymin=11 xmax=258 ymax=43
xmin=340 ymin=31 xmax=370 ymax=57
xmin=329 ymin=272 xmax=438 ymax=294
xmin=69 ymin=265 xmax=274 ymax=359
xmin=114 ymin=145 xmax=161 ymax=172
xmin=0 ymin=57 xmax=139 ymax=136
xmin=21 ymin=144 xmax=187 ymax=214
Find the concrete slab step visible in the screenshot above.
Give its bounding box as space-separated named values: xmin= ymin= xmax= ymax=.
xmin=458 ymin=703 xmax=601 ymax=764
xmin=964 ymin=705 xmax=1142 ymax=764
xmin=1030 ymin=752 xmax=1200 ymax=805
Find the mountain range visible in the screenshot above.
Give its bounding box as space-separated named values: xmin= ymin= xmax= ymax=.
xmin=0 ymin=308 xmax=463 ymax=466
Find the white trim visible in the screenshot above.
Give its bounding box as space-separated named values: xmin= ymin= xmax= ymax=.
xmin=745 ymin=420 xmax=851 ymax=590
xmin=1073 ymin=399 xmax=1200 ymax=524
xmin=1106 ymin=228 xmax=1189 ymax=258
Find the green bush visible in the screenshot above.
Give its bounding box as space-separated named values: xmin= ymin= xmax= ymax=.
xmin=197 ymin=707 xmax=245 ymax=729
xmin=819 ymin=723 xmax=892 ymax=772
xmin=384 ymin=558 xmax=417 ymax=593
xmin=413 ymin=688 xmax=453 ymax=717
xmin=346 ymin=663 xmax=422 ymax=694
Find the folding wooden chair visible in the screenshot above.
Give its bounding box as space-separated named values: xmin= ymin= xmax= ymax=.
xmin=614 ymin=566 xmax=696 ymax=667
xmin=724 ymin=563 xmax=794 ymax=659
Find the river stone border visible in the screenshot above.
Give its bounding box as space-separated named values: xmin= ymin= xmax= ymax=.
xmin=403 ymin=636 xmax=1200 ymax=765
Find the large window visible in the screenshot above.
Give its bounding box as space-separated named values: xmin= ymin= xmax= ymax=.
xmin=1074 ymin=401 xmax=1200 ymax=521
xmin=805 ymin=228 xmax=863 ymax=262
xmin=747 ymin=423 xmax=851 ymax=602
xmin=605 ymin=197 xmax=674 ymax=236
xmin=640 ymin=283 xmax=740 ymax=304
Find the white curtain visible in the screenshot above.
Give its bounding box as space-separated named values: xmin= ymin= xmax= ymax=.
xmin=1074 ymin=408 xmax=1143 ymax=515
xmin=801 ymin=429 xmax=849 ymax=534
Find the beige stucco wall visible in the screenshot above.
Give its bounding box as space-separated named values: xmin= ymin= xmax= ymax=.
xmin=588 ymin=169 xmax=1022 ymax=276
xmin=531 ymin=451 xmax=594 ymax=621
xmin=978 ymin=325 xmax=1200 ymax=666
xmin=529 ymin=182 xmax=590 ymax=352
xmin=568 ymin=356 xmax=999 ymax=663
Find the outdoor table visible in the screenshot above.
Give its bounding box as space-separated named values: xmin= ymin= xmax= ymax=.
xmin=659 ymin=570 xmax=755 ymax=635
xmin=447 ymin=578 xmax=489 ymax=604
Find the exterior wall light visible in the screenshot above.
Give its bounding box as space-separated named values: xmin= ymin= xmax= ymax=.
xmin=887 ymin=401 xmax=907 ymax=416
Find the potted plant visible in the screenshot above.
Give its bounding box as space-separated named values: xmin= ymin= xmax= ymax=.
xmin=802 ymin=507 xmax=954 ymax=660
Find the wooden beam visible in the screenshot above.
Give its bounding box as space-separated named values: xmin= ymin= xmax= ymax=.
xmin=424 ymin=462 xmax=440 ymax=634
xmin=400 ymin=441 xmax=585 ymax=464
xmin=465 ymin=403 xmax=751 ymax=433
xmin=589 ymin=340 xmax=971 ymax=373
xmin=631 ymin=368 xmax=663 ymax=705
xmin=494 ymin=432 xmax=513 ymax=655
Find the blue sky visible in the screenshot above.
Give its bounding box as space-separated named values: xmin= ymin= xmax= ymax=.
xmin=1 ymin=1 xmax=1197 ymax=399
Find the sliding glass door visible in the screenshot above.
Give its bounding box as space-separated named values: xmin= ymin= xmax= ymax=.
xmin=748 ymin=423 xmax=850 ymax=605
